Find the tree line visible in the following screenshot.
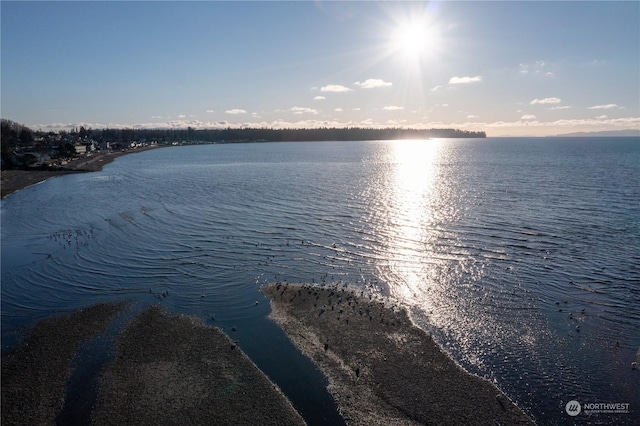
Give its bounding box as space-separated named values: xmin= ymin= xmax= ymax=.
xmin=2 ymin=118 xmax=486 ymax=167
xmin=174 ymin=126 xmax=486 ymax=142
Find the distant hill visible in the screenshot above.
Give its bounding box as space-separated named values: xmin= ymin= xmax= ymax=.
xmin=553 ymin=129 xmax=640 ymax=137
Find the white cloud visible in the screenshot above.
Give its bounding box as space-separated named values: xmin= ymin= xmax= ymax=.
xmin=291 ymin=107 xmax=319 ymax=115
xmin=483 ymin=116 xmax=640 ymax=132
xmin=383 ymin=106 xmax=404 ymax=111
xmin=225 ymin=109 xmax=247 ymax=115
xmin=530 ymin=97 xmax=562 ymax=105
xmin=205 ymin=110 xmax=215 ymax=113
xmin=313 ymin=96 xmax=326 ymax=100
xmin=334 ymin=108 xmax=344 ymax=112
xmin=431 ymin=85 xmax=445 ymax=92
xmin=521 ymin=114 xmax=537 ymax=120
xmin=320 ymin=84 xmax=352 ymax=93
xmin=449 ymin=76 xmax=482 ymax=84
xmin=596 ymin=115 xmax=608 ymax=119
xmin=550 ymin=106 xmax=571 ymax=110
xmin=178 ymin=114 xmax=186 ymax=118
xmin=386 ymin=119 xmax=407 ymax=125
xmin=588 ymin=104 xmax=619 ymax=109
xmin=354 ymin=79 xmax=392 ymax=89
xmin=467 ymin=115 xmax=479 ymax=119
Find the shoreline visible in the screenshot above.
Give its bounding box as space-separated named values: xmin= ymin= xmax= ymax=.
xmin=1 ymin=145 xmax=162 ymax=199
xmin=262 ymin=282 xmax=535 ymax=425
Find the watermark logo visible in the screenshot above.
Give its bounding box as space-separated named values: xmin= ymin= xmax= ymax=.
xmin=565 ymin=400 xmax=630 ymax=416
xmin=565 ymin=400 xmax=581 ymax=416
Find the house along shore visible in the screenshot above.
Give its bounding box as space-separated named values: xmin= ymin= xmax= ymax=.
xmin=1 ymin=146 xmax=161 ymax=199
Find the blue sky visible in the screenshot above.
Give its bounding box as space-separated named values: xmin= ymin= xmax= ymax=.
xmin=1 ymin=1 xmax=638 ymax=136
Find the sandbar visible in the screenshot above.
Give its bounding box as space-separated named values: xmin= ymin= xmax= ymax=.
xmin=1 ymin=302 xmax=129 ymax=425
xmin=2 ymin=303 xmax=304 ymax=425
xmin=262 ymin=282 xmax=535 ymax=425
xmin=91 ymin=305 xmax=304 ymax=425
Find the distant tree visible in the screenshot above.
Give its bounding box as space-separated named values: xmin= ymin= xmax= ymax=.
xmin=79 ymin=126 xmax=88 ymax=139
xmin=58 ymin=142 xmax=76 ymax=157
xmin=1 ymin=135 xmax=12 ymax=165
xmin=19 ymin=128 xmax=34 ymax=146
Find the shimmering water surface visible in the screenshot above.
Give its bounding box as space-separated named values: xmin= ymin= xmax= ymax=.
xmin=2 ymin=138 xmax=639 ymax=424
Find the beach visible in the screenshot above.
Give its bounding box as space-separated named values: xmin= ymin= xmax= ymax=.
xmin=1 ymin=146 xmax=161 ymax=198
xmin=2 ymin=286 xmax=536 ymax=425
xmin=262 ymin=283 xmax=535 ymax=425
xmin=2 ymin=303 xmax=304 ymax=426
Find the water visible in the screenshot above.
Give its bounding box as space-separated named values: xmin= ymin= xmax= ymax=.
xmin=2 ymin=138 xmax=639 ymax=424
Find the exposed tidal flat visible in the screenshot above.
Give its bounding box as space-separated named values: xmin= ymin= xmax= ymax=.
xmin=263 ymin=283 xmax=533 ymax=425
xmin=1 ymin=288 xmax=533 ymax=425
xmin=2 ymin=138 xmax=640 ymax=424
xmin=1 ymin=302 xmax=128 ymax=425
xmin=2 ymin=302 xmax=305 ymax=425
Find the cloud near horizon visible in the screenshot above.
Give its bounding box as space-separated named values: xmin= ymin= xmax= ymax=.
xmin=225 ymin=109 xmax=247 ymax=115
xmin=291 ymin=107 xmax=319 ymax=115
xmin=530 ymin=97 xmax=562 ymax=105
xmin=27 ymin=115 xmax=640 ymax=137
xmin=354 ymin=79 xmax=392 ymax=89
xmin=320 ymin=84 xmax=352 ymax=93
xmin=383 ymin=106 xmax=404 ymax=111
xmin=449 ymin=76 xmax=482 ymax=84
xmin=588 ymin=104 xmax=619 ymax=109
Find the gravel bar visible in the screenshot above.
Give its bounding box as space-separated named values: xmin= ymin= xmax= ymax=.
xmin=262 ymin=282 xmax=535 ymax=426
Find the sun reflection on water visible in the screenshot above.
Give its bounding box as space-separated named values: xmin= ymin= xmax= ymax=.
xmin=375 ymin=139 xmax=554 ymax=400
xmin=383 ymin=139 xmax=442 ymax=308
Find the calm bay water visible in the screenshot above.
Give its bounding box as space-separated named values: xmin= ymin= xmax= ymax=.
xmin=2 ymin=138 xmax=639 ymax=424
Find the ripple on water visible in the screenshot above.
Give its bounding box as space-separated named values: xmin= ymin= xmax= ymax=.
xmin=2 ymin=139 xmax=640 ymax=424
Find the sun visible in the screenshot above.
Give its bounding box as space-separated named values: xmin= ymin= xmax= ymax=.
xmin=392 ymin=22 xmax=430 ymax=58
xmin=384 ymin=6 xmax=442 ymax=65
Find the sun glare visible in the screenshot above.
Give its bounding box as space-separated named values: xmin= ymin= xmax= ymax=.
xmin=383 ymin=6 xmax=442 ymax=68
xmin=393 ymin=22 xmax=430 ymax=57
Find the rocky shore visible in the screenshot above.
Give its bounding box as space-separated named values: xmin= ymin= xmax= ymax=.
xmin=262 ymin=282 xmax=535 ymax=425
xmin=1 ymin=146 xmax=161 ymax=198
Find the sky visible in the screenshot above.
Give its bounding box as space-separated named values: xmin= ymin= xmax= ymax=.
xmin=1 ymin=1 xmax=639 ymax=137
